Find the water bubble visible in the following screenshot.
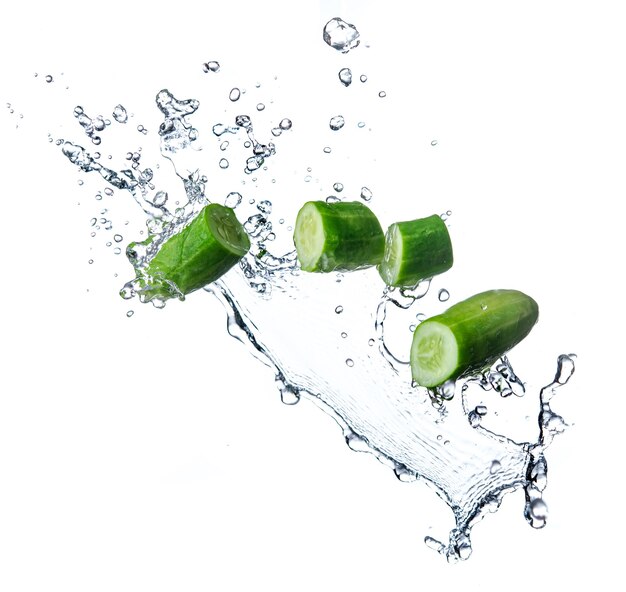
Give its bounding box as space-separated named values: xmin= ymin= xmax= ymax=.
xmin=341 ymin=332 xmax=348 ymax=339
xmin=323 ymin=17 xmax=361 ymax=53
xmin=338 ymin=68 xmax=352 ymax=86
xmin=152 ymin=191 xmax=168 ymax=206
xmin=256 ymin=103 xmax=265 ymax=111
xmin=323 ymin=146 xmax=332 ymax=154
xmin=88 ymin=259 xmax=94 ymax=264
xmin=271 ymin=127 xmax=282 ymax=137
xmin=126 ymin=310 xmax=134 ymax=318
xmin=378 ymin=91 xmax=387 ymax=98
xmin=325 ymin=195 xmax=340 ymax=204
xmin=225 ymin=192 xmax=243 ymax=208
xmin=438 ymin=289 xmax=450 ymax=302
xmin=45 ymin=75 xmax=53 ymax=83
xmin=368 ymin=338 xmax=375 ymax=346
xmin=235 ymin=114 xmax=252 ymax=128
xmin=257 ymin=200 xmax=272 ymax=215
xmin=360 ymin=74 xmax=368 ymax=83
xmin=346 ymin=358 xmax=354 ymax=367
xmin=333 ymin=182 xmax=344 ymax=192
xmin=220 ymin=140 xmax=229 ymax=151
xmin=114 ymin=234 xmax=123 ymax=243
xmin=329 ymin=115 xmax=345 ymax=131
xmin=229 ymin=88 xmax=241 ymax=102
xmin=104 ymin=188 xmax=114 ymax=196
xmin=279 ymin=118 xmax=292 ymax=130
xmin=431 ymin=140 xmax=438 ymax=146
xmin=203 ymin=61 xmax=220 ymax=73
xmin=335 ymin=305 xmax=344 ymax=314
xmin=360 ymin=187 xmax=372 ymax=202
xmin=219 ymin=158 xmax=229 ymax=169
xmin=357 ymin=121 xmax=366 ymax=128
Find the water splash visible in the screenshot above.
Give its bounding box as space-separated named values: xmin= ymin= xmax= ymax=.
xmin=58 ymin=41 xmax=575 ymax=561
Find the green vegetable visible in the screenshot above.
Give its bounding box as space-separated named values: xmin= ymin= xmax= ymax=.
xmin=139 ymin=203 xmax=250 ymax=300
xmin=378 ymin=214 xmax=453 ymax=287
xmin=293 ymin=201 xmax=385 ymax=272
xmin=410 ymin=289 xmax=539 ymax=388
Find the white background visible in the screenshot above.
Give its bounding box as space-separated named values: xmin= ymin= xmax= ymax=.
xmin=1 ymin=1 xmax=624 ymax=590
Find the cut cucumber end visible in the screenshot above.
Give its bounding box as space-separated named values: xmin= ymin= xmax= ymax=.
xmin=206 ymin=204 xmax=250 ymax=256
xmin=294 ymin=202 xmax=326 ymax=271
xmin=410 ymin=321 xmax=459 ymax=388
xmin=378 ymin=223 xmax=403 ymax=285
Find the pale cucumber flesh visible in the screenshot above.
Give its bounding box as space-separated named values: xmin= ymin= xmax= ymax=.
xmin=410 ymin=289 xmax=539 ymax=388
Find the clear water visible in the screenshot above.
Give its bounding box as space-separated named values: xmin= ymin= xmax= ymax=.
xmin=54 ymin=17 xmax=575 ymax=562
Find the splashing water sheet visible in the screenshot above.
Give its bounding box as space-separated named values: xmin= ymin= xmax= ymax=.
xmin=2 ymin=1 xmax=623 ymax=590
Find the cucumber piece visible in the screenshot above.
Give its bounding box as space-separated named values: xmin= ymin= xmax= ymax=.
xmin=141 ymin=203 xmax=250 ymax=300
xmin=378 ymin=214 xmax=453 ymax=287
xmin=293 ymin=201 xmax=385 ymax=272
xmin=410 ymin=289 xmax=539 ymax=388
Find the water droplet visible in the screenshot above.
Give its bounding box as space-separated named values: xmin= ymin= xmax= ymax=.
xmin=329 ymin=115 xmax=345 ymax=131
xmin=360 ymin=74 xmax=368 ymax=83
xmin=203 ymin=61 xmax=220 ymax=73
xmin=256 ymin=103 xmax=265 ymax=111
xmin=219 ymin=158 xmax=229 ymax=169
xmin=257 ymin=200 xmax=272 ymax=215
xmin=338 ymin=68 xmax=352 ymax=86
xmin=220 ymin=140 xmax=229 ymax=151
xmin=279 ymin=118 xmax=292 ymax=130
xmin=357 ymin=121 xmax=366 ymax=128
xmin=481 ymin=304 xmax=488 ymax=311
xmin=341 ymin=332 xmax=348 ymax=339
xmin=368 ymin=338 xmax=375 ymax=346
xmin=323 ymin=17 xmax=361 ymax=53
xmin=323 ymin=146 xmax=332 ymax=153
xmin=45 ymin=75 xmax=53 ymax=83
xmin=114 ymin=234 xmax=123 ymax=243
xmin=152 ymin=191 xmax=168 ymax=206
xmin=335 ymin=305 xmax=344 ymax=314
xmin=229 ymin=88 xmax=241 ymax=102
xmin=438 ymin=288 xmax=450 ymax=302
xmin=325 ymin=195 xmax=340 ymax=204
xmin=378 ymin=91 xmax=387 ymax=98
xmin=346 ymin=358 xmax=355 ymax=367
xmin=225 ymin=191 xmax=243 ymax=208
xmin=304 ymin=175 xmax=312 ymax=182
xmin=88 ymin=259 xmax=94 ymax=264
xmin=126 ymin=310 xmax=134 ymax=318
xmin=431 ymin=139 xmax=438 ymax=146
xmin=360 ymin=187 xmax=372 ymax=202
xmin=333 ymin=182 xmax=344 ymax=192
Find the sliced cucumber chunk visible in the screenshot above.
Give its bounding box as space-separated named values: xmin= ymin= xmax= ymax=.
xmin=293 ymin=201 xmax=385 ymax=272
xmin=142 ymin=203 xmax=250 ymax=301
xmin=410 ymin=289 xmax=539 ymax=388
xmin=378 ymin=214 xmax=453 ymax=287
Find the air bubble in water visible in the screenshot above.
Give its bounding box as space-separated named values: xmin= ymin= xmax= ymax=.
xmin=203 ymin=61 xmax=220 ymax=73
xmin=323 ymin=17 xmax=360 ymax=53
xmin=225 ymin=192 xmax=243 ymax=208
xmin=338 ymin=68 xmax=352 ymax=86
xmin=438 ymin=289 xmax=450 ymax=302
xmin=229 ymin=88 xmax=241 ymax=102
xmin=329 ymin=115 xmax=345 ymax=131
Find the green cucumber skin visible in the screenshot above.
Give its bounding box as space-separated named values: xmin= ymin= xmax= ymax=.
xmin=297 ymin=201 xmax=385 ymax=272
xmin=380 ymin=214 xmax=453 ymax=287
xmin=411 ymin=289 xmax=539 ymax=386
xmin=146 ymin=204 xmax=250 ymax=298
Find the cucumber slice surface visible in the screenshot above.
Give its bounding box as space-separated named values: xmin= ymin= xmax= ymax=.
xmin=410 ymin=289 xmax=539 ymax=388
xmin=144 ymin=203 xmax=250 ymax=299
xmin=378 ymin=214 xmax=453 ymax=287
xmin=293 ymin=201 xmax=384 ymax=272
